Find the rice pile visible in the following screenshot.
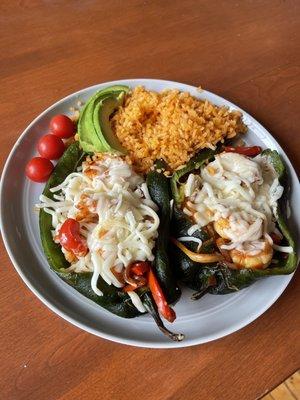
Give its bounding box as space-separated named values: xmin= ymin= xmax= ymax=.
xmin=112 ymin=86 xmax=247 ymax=173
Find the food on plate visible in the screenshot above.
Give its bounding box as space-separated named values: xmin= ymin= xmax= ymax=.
xmin=111 ymin=86 xmax=247 ymax=173
xmin=37 ymin=134 xmax=65 ymax=160
xmin=78 ymin=85 xmax=129 ymax=153
xmin=171 ymin=146 xmax=297 ymax=298
xmin=26 ymin=157 xmax=54 ymax=182
xmin=26 ymin=113 xmax=76 ymax=182
xmin=50 ymin=114 xmax=75 ymax=138
xmin=223 ymin=146 xmax=262 ymax=157
xmin=37 ymin=142 xmax=183 ymax=341
xmin=28 ymin=84 xmax=298 ymax=340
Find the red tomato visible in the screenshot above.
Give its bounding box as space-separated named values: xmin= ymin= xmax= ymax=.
xmin=130 ymin=261 xmax=151 ymax=276
xmin=58 ymin=218 xmax=88 ymax=257
xmin=37 ymin=134 xmax=65 ymax=160
xmin=50 ymin=114 xmax=75 ymax=138
xmin=25 ymin=157 xmax=54 ymax=182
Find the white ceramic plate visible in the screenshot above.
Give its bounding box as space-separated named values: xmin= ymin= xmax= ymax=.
xmin=1 ymin=79 xmax=299 ymax=348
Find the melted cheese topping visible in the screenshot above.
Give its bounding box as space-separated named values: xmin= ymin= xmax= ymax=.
xmin=37 ymin=155 xmax=159 ymax=312
xmin=184 ymin=152 xmax=284 ymax=254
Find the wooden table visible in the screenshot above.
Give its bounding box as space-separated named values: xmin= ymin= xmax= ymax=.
xmin=1 ymin=1 xmax=299 ymax=399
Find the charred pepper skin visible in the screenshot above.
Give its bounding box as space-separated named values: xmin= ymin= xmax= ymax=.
xmin=146 ymin=161 xmax=181 ymax=304
xmin=39 ymin=144 xmax=184 ymax=339
xmin=171 ymin=148 xmax=298 ymax=296
xmin=39 ymin=142 xmax=140 ymax=318
xmin=142 ymin=291 xmax=184 ymax=342
xmin=39 ymin=143 xmax=184 ymax=342
xmin=170 ymin=206 xmax=212 ymax=290
xmin=171 ymin=148 xmax=216 ymax=205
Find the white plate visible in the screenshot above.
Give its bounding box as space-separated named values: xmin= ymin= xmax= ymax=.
xmin=1 ymin=79 xmax=299 ymax=348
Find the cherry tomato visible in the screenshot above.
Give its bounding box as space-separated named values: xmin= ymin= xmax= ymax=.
xmin=50 ymin=114 xmax=75 ymax=138
xmin=130 ymin=261 xmax=151 ymax=276
xmin=25 ymin=157 xmax=54 ymax=182
xmin=224 ymin=146 xmax=262 ymax=157
xmin=58 ymin=218 xmax=88 ymax=257
xmin=37 ymin=134 xmax=65 ymax=160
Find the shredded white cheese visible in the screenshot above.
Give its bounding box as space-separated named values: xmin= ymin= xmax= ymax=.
xmin=187 ymin=224 xmax=199 ymax=236
xmin=37 ymin=155 xmax=160 ymax=312
xmin=184 ymin=152 xmax=285 ymax=254
xmin=178 ymin=236 xmax=202 ymax=252
xmin=272 ymin=244 xmax=294 ymax=253
xmin=127 ymin=291 xmax=146 ymax=313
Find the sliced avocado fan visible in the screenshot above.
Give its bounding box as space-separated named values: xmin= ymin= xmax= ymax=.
xmin=78 ymin=85 xmax=129 ymax=153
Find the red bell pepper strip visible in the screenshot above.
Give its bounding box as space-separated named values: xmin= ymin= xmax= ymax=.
xmin=123 ymin=284 xmax=137 ymax=292
xmin=224 ymin=146 xmax=262 ymax=157
xmin=122 ymin=262 xmax=150 ymax=292
xmin=58 ymin=218 xmax=88 ymax=257
xmin=148 ymin=269 xmax=176 ymax=323
xmin=131 ymin=261 xmax=151 ymax=276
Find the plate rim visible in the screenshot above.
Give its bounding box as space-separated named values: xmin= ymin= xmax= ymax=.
xmin=0 ymin=78 xmax=297 ymax=348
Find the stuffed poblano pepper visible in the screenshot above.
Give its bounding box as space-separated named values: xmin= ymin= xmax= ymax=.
xmin=170 ymin=145 xmax=298 ymax=298
xmin=37 ymin=142 xmax=183 ymax=341
xmin=36 ymin=85 xmax=183 ymax=342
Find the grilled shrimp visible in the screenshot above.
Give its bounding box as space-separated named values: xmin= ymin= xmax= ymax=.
xmin=214 ymin=218 xmax=273 ymax=269
xmin=229 ymin=241 xmax=273 ymax=269
xmin=214 ymin=218 xmax=230 ymax=239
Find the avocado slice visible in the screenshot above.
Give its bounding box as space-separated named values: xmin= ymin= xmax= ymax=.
xmin=78 ymin=85 xmax=129 ymax=153
xmin=93 ymin=93 xmax=127 ymax=153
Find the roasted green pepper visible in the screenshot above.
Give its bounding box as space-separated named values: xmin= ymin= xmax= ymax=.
xmin=171 ymin=148 xmax=298 ymax=297
xmin=39 ymin=143 xmax=183 ymax=340
xmin=39 ymin=142 xmax=140 ymax=317
xmin=147 ymin=161 xmax=181 ymax=304
xmin=262 ymin=149 xmax=286 ymax=179
xmin=171 ymin=206 xmax=215 ymax=291
xmin=171 ymin=148 xmax=216 ymax=204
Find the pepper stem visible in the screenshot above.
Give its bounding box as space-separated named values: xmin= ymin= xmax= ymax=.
xmin=142 ymin=292 xmax=184 ymax=342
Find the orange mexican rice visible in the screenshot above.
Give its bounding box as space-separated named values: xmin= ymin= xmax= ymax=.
xmin=111 ymin=86 xmax=247 ymax=173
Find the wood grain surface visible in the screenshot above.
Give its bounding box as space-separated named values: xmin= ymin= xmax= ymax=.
xmin=1 ymin=1 xmax=299 ymax=399
xmin=264 ymin=370 xmax=300 ymax=399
